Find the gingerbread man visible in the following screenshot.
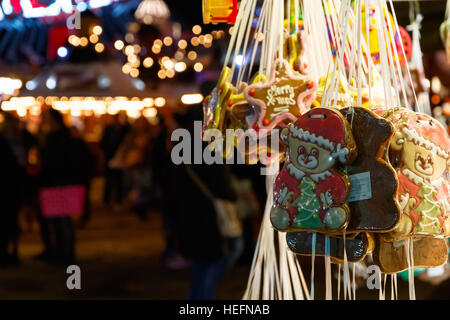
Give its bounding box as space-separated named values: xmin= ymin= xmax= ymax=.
xmin=270 ymin=107 xmax=357 ymax=233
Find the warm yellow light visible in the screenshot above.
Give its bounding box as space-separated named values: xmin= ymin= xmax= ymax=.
xmin=192 ymin=25 xmax=202 ymax=35
xmin=125 ymin=45 xmax=134 ymax=55
xmin=187 ymin=51 xmax=197 ymax=60
xmin=114 ymin=40 xmax=124 ymax=50
xmin=30 ymin=105 xmax=41 ymax=116
xmin=174 ymin=62 xmax=186 ymax=72
xmin=128 ymin=54 xmax=137 ymax=63
xmin=71 ymin=108 xmax=81 ymax=117
xmin=181 ymin=93 xmax=204 ymax=105
xmin=163 ymin=36 xmax=173 ymax=46
xmin=143 ymin=107 xmax=158 ymax=118
xmin=154 ymin=39 xmax=163 ymax=47
xmin=17 ymin=106 xmax=27 ymax=117
xmin=80 ymin=37 xmax=88 ymax=47
xmin=205 ymin=34 xmax=213 ymax=43
xmin=130 ymin=59 xmax=140 ymax=68
xmin=163 ymin=59 xmax=174 ymax=70
xmin=143 ymin=98 xmax=154 ymax=107
xmin=194 ymin=62 xmax=203 ymax=72
xmin=126 ymin=109 xmax=141 ymax=119
xmin=130 ymin=69 xmax=139 ymax=78
xmin=69 ymin=35 xmax=80 ymax=46
xmin=174 ymin=51 xmax=184 ymax=60
xmin=133 ymin=44 xmax=141 ymax=54
xmin=143 ymin=57 xmax=154 ymax=68
xmin=166 ymin=69 xmax=175 ymax=78
xmin=157 ymin=70 xmax=166 ymax=79
xmin=178 ymin=39 xmax=187 ymax=49
xmin=155 ymin=97 xmax=166 ymax=107
xmin=191 ymin=37 xmax=199 ymax=46
xmin=229 ymin=26 xmax=234 ymax=35
xmin=152 ymin=46 xmax=161 ymax=54
xmin=122 ymin=64 xmax=132 ymax=74
xmin=89 ymin=34 xmax=99 ymax=44
xmin=198 ymin=35 xmax=205 ymax=44
xmin=93 ymin=25 xmax=103 ymax=35
xmin=95 ymin=43 xmax=104 ymax=53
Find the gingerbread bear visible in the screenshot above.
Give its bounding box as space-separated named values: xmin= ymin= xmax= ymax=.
xmin=389 ymin=112 xmax=450 ymax=239
xmin=340 ymin=107 xmax=400 ymax=232
xmin=270 ymin=107 xmax=357 ymax=233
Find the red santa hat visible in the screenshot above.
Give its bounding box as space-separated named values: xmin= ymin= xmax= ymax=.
xmin=401 ymin=113 xmax=450 ymax=160
xmin=289 ymin=108 xmax=352 ymax=163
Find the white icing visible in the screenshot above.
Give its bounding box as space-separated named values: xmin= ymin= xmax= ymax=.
xmin=289 ymin=126 xmax=350 ymax=162
xmin=266 ymin=84 xmax=296 ymax=107
xmin=402 ymin=127 xmax=448 ymax=159
xmin=290 ymin=126 xmax=335 ymax=151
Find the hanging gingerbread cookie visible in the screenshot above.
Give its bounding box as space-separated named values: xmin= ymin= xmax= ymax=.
xmin=339 ymin=107 xmax=400 ymax=233
xmin=244 ymin=58 xmax=317 ymax=131
xmin=270 ymin=107 xmax=357 ymax=233
xmin=388 ymin=112 xmax=450 ymax=239
xmin=374 ymin=236 xmax=449 ymax=274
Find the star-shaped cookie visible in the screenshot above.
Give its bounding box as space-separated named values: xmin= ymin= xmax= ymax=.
xmin=244 ymin=58 xmax=317 ymax=131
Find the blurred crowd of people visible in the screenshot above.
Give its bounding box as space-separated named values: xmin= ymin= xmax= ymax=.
xmin=0 ymin=92 xmax=267 ymax=299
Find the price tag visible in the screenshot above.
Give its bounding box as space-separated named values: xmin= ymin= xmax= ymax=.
xmin=348 ymin=172 xmax=372 ymax=203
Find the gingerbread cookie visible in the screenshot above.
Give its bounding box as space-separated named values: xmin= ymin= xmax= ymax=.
xmin=286 ymin=231 xmax=372 ymax=263
xmin=244 ymin=58 xmax=317 ymax=131
xmin=374 ymin=236 xmax=449 ymax=274
xmin=388 ymin=112 xmax=450 ymax=239
xmin=340 ymin=107 xmax=400 ymax=232
xmin=270 ymin=107 xmax=357 ymax=233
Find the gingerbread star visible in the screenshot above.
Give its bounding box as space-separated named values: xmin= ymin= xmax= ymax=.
xmin=244 ymin=58 xmax=317 ymax=131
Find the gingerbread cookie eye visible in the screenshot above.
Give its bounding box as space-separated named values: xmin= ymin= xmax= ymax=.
xmin=310 ymin=148 xmax=319 ymax=159
xmin=298 ymin=145 xmax=306 ymax=156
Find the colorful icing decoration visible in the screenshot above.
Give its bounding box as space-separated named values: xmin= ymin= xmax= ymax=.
xmin=244 ymin=58 xmax=317 ymax=131
xmin=270 ymin=107 xmax=357 ymax=233
xmin=389 ymin=112 xmax=450 ymax=239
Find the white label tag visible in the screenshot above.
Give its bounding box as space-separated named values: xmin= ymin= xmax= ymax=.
xmin=348 ymin=172 xmax=372 ymax=203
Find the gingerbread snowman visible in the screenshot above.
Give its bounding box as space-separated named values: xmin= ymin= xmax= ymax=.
xmin=390 ymin=112 xmax=450 ymax=238
xmin=270 ymin=108 xmax=357 ymax=233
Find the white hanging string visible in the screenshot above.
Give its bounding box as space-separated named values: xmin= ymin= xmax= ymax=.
xmin=236 ymin=0 xmax=258 ymax=85
xmin=375 ymin=0 xmax=402 ymax=108
xmin=310 ymin=232 xmax=316 ymax=300
xmin=337 ymin=263 xmax=341 ymax=300
xmin=325 ymin=236 xmax=333 ymax=300
xmin=387 ymin=0 xmax=419 ymax=110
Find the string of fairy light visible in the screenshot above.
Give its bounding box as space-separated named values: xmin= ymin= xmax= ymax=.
xmin=67 ymin=24 xmax=230 ymax=80
xmin=68 ymin=25 xmax=105 ymax=53
xmin=114 ymin=24 xmax=229 ymax=79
